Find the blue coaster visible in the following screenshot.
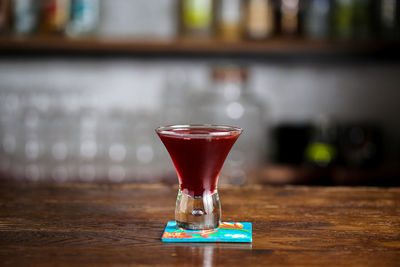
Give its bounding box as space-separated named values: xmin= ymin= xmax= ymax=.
xmin=162 ymin=221 xmax=252 ymax=243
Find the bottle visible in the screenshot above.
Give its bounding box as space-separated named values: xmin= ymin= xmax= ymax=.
xmin=338 ymin=124 xmax=383 ymax=168
xmin=0 ymin=0 xmax=11 ymax=35
xmin=305 ymin=116 xmax=337 ymax=167
xmin=41 ymin=0 xmax=70 ymax=35
xmin=353 ymin=0 xmax=372 ymax=40
xmin=304 ymin=115 xmax=338 ymax=185
xmin=194 ymin=64 xmax=266 ymax=185
xmin=13 ymin=0 xmax=39 ymax=35
xmin=180 ymin=0 xmax=214 ymax=38
xmin=245 ymin=0 xmax=275 ymax=40
xmin=98 ymin=0 xmax=177 ymax=40
xmin=380 ymin=0 xmax=398 ymax=40
xmin=303 ymin=0 xmax=331 ymax=39
xmin=218 ymin=0 xmax=243 ymax=41
xmin=332 ymin=0 xmax=355 ymax=40
xmin=280 ymin=0 xmax=301 ymax=36
xmin=66 ymin=0 xmax=99 ymax=37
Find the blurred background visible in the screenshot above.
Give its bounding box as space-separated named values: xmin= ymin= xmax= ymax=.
xmin=0 ymin=0 xmax=399 ymax=186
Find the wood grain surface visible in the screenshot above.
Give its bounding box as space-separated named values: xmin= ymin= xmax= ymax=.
xmin=0 ymin=183 xmax=399 ymax=266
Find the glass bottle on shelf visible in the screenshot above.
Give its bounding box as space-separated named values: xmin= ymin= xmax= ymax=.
xmin=0 ymin=0 xmax=11 ymax=35
xmin=332 ymin=0 xmax=355 ymax=40
xmin=280 ymin=0 xmax=301 ymax=36
xmin=244 ymin=0 xmax=275 ymax=40
xmin=40 ymin=0 xmax=71 ymax=35
xmin=353 ymin=0 xmax=372 ymax=40
xmin=66 ymin=0 xmax=99 ymax=37
xmin=303 ymin=0 xmax=331 ymax=39
xmin=380 ymin=0 xmax=398 ymax=40
xmin=305 ymin=115 xmax=338 ymax=168
xmin=13 ymin=0 xmax=39 ymax=35
xmin=218 ymin=0 xmax=243 ymax=41
xmin=180 ymin=0 xmax=214 ymax=38
xmin=304 ymin=115 xmax=338 ymax=185
xmin=193 ymin=64 xmax=266 ymax=185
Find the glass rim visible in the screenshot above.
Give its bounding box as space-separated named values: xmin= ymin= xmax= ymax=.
xmin=155 ymin=124 xmax=243 ymax=138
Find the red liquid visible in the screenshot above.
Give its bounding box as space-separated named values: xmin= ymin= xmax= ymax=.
xmin=157 ymin=128 xmax=240 ymax=198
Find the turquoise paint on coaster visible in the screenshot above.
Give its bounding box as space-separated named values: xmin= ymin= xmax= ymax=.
xmin=162 ymin=221 xmax=252 ymax=243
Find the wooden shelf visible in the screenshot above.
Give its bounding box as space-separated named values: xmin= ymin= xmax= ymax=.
xmin=0 ymin=36 xmax=398 ymax=57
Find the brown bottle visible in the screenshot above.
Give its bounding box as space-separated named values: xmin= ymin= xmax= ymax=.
xmin=0 ymin=0 xmax=11 ymax=34
xmin=244 ymin=0 xmax=275 ymax=40
xmin=218 ymin=0 xmax=243 ymax=41
xmin=280 ymin=0 xmax=301 ymax=36
xmin=40 ymin=0 xmax=70 ymax=35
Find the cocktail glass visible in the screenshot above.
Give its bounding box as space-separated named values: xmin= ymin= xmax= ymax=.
xmin=156 ymin=124 xmax=242 ymax=230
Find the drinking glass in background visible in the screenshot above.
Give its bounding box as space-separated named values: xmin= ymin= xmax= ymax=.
xmin=0 ymin=86 xmax=167 ymax=183
xmin=0 ymin=88 xmax=22 ymax=179
xmin=49 ymin=89 xmax=80 ymax=182
xmin=22 ymin=89 xmax=53 ymax=182
xmin=77 ymin=106 xmax=101 ymax=182
xmin=162 ymin=68 xmax=192 ymax=125
xmin=102 ymin=109 xmax=129 ymax=183
xmin=132 ymin=111 xmax=167 ymax=183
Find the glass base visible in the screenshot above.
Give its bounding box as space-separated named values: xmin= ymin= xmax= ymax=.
xmin=175 ymin=188 xmax=221 ymax=230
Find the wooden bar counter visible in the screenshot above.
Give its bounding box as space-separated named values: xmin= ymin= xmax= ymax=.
xmin=0 ymin=183 xmax=399 ymax=266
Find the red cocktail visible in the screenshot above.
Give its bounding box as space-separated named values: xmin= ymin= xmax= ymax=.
xmin=156 ymin=125 xmax=242 ymax=230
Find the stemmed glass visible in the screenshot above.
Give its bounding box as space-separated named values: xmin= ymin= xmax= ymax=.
xmin=156 ymin=124 xmax=242 ymax=230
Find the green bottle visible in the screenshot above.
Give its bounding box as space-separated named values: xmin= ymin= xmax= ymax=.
xmin=181 ymin=0 xmax=214 ymax=38
xmin=353 ymin=0 xmax=372 ymax=40
xmin=332 ymin=0 xmax=355 ymax=40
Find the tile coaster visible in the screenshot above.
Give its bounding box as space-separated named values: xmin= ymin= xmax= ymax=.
xmin=162 ymin=221 xmax=252 ymax=243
